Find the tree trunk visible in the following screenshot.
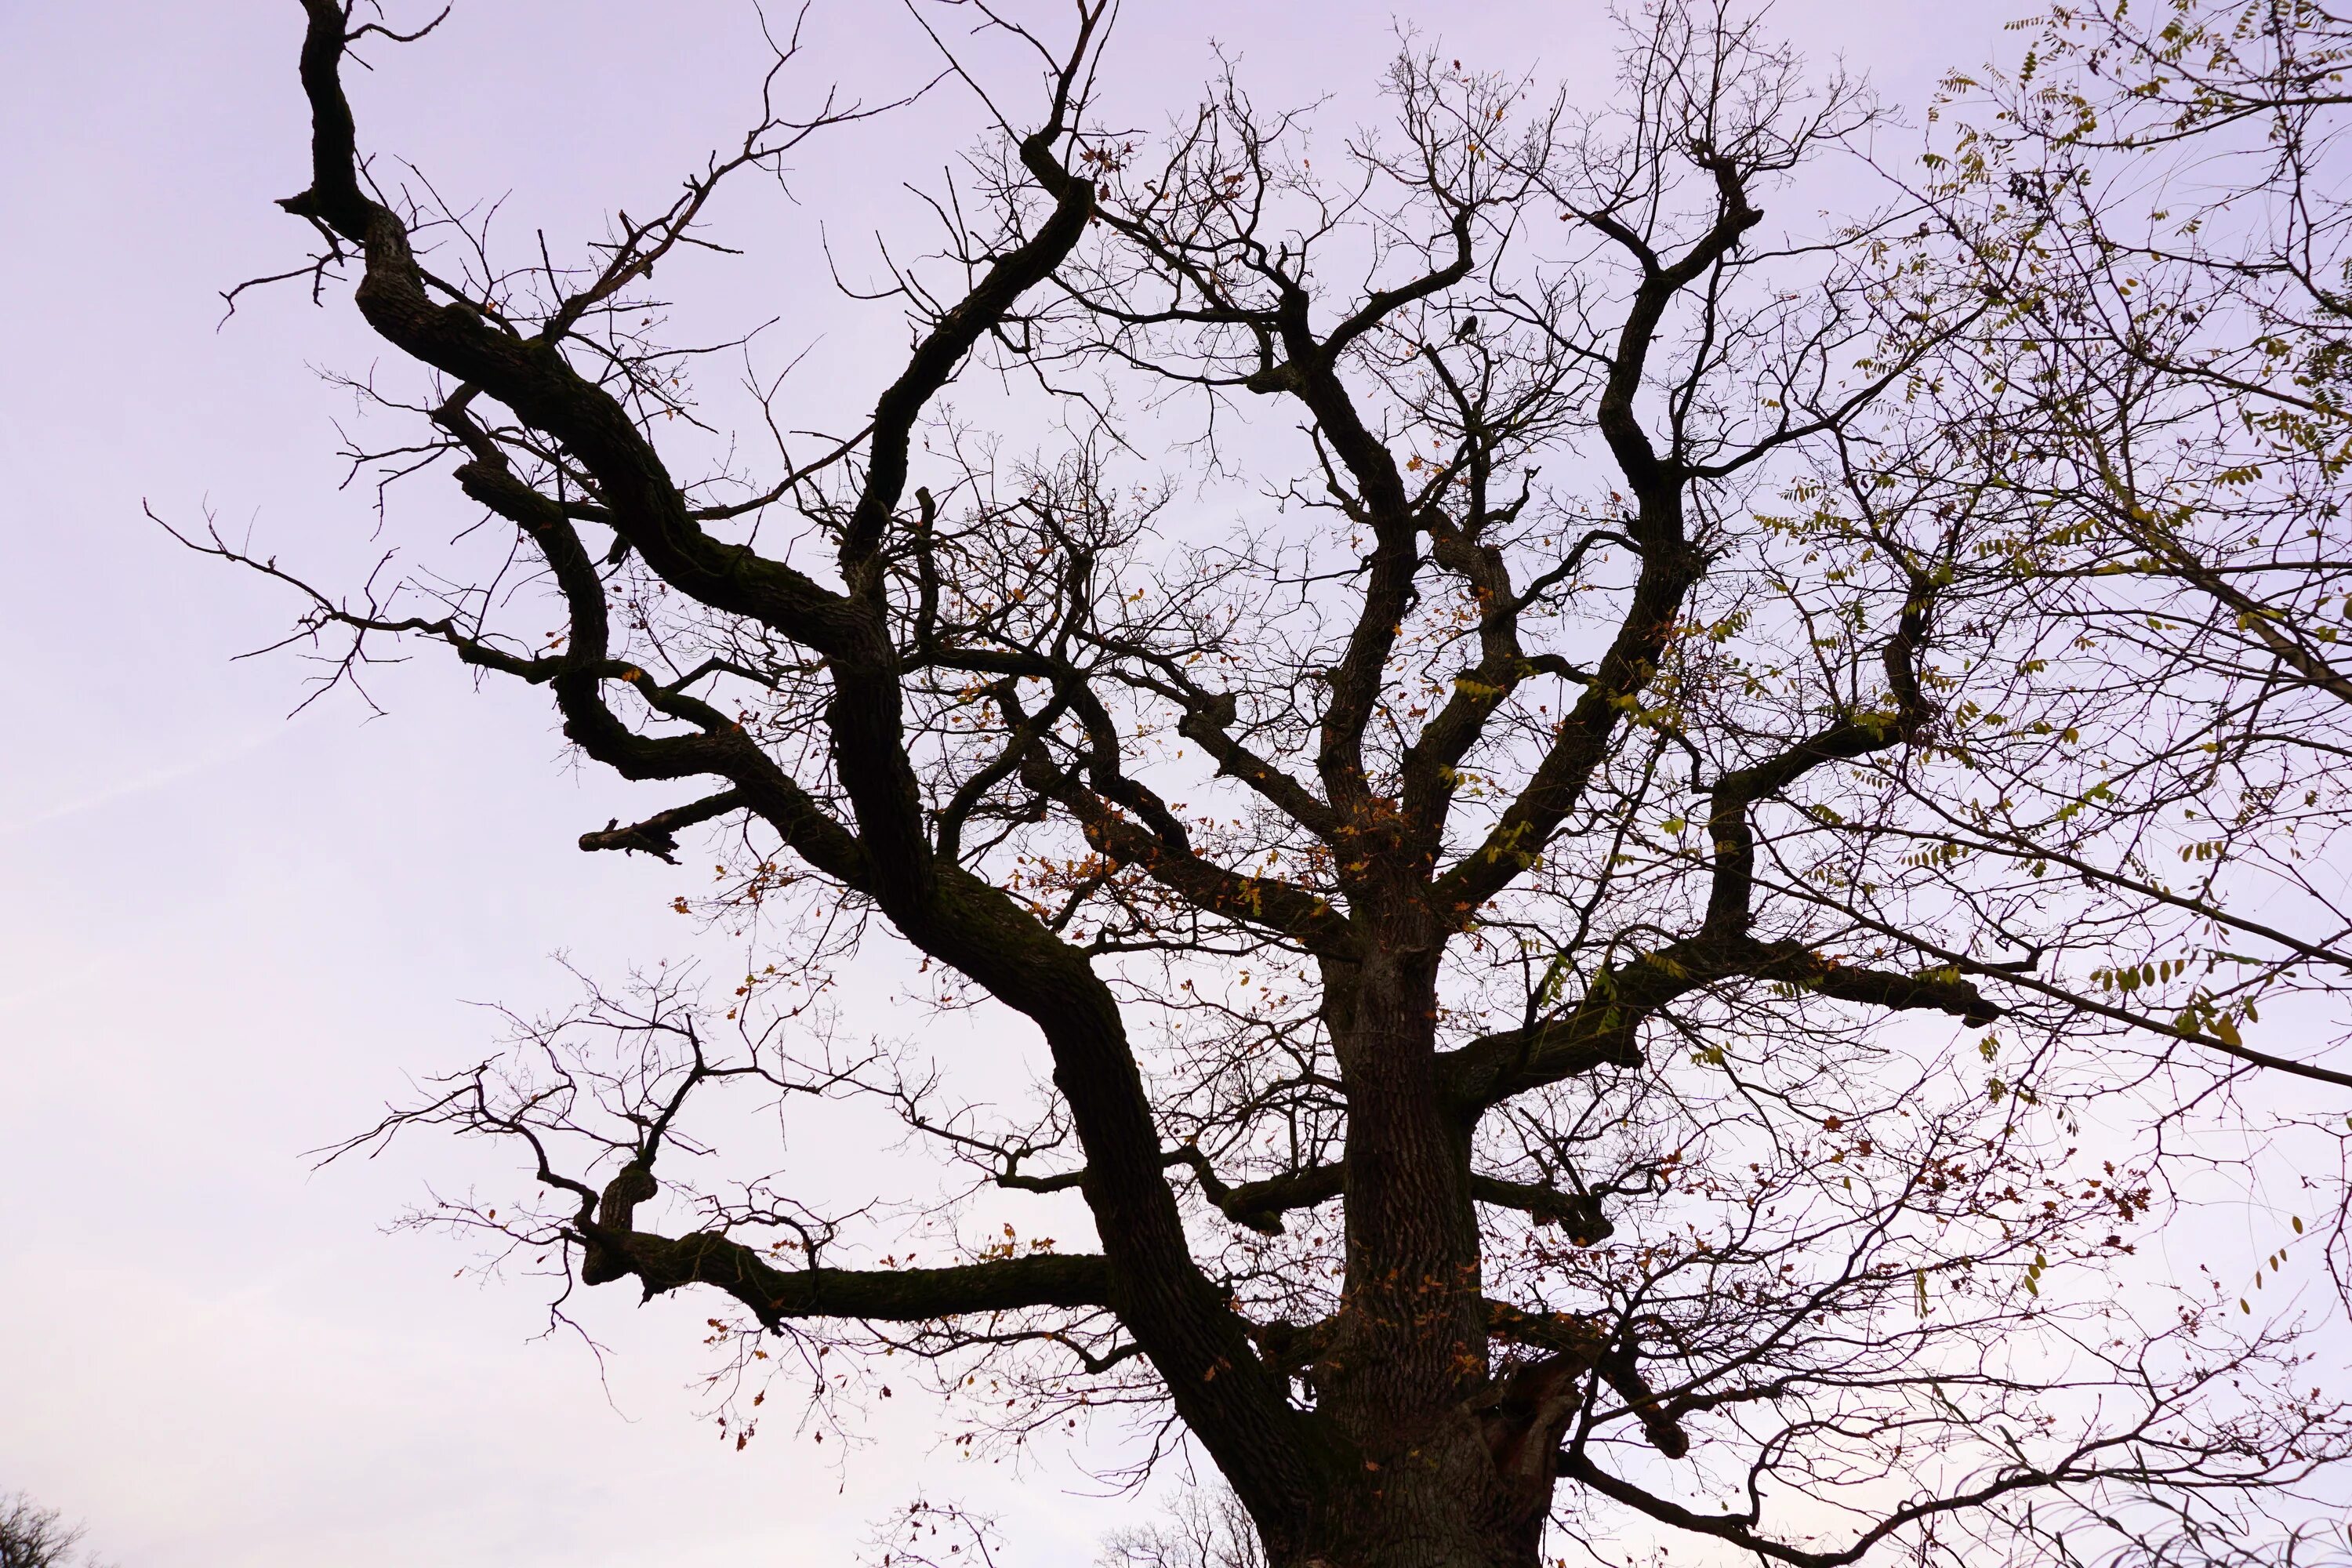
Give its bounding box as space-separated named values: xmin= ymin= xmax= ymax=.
xmin=1276 ymin=940 xmax=1566 ymax=1568
xmin=1290 ymin=1456 xmax=1552 ymax=1568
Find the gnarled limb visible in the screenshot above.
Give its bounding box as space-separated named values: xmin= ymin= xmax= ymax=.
xmin=579 ymin=790 xmax=747 ymax=864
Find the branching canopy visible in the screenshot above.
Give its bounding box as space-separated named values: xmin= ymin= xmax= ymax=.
xmin=201 ymin=2 xmax=2352 ymax=1564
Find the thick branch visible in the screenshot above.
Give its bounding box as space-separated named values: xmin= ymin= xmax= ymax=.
xmin=286 ymin=10 xmax=862 ymax=658
xmin=579 ymin=789 xmax=746 ymax=864
xmin=580 ymin=1222 xmax=1112 ymax=1323
xmin=1442 ymin=935 xmax=1998 ymax=1115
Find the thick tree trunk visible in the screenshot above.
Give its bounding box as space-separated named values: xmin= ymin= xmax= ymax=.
xmin=1290 ymin=1457 xmax=1551 ymax=1568
xmin=1319 ymin=946 xmax=1482 ymax=1434
xmin=1273 ymin=942 xmax=1566 ymax=1568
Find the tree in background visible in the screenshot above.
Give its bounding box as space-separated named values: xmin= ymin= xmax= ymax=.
xmin=0 ymin=1494 xmax=104 ymax=1568
xmin=195 ymin=2 xmax=2352 ymax=1563
xmin=1102 ymin=1481 xmax=1265 ymax=1568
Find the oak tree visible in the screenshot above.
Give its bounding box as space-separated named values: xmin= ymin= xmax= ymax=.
xmin=199 ymin=2 xmax=2352 ymax=1564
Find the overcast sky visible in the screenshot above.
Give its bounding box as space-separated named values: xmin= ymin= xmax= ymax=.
xmin=0 ymin=3 xmax=2024 ymax=1563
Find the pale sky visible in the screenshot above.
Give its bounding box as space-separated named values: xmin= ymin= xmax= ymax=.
xmin=0 ymin=3 xmax=2020 ymax=1563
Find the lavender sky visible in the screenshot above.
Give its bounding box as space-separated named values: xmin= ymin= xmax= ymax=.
xmin=0 ymin=3 xmax=2021 ymax=1563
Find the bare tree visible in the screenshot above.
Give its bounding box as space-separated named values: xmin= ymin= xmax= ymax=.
xmin=1102 ymin=1481 xmax=1265 ymax=1568
xmin=194 ymin=2 xmax=2352 ymax=1565
xmin=0 ymin=1494 xmax=101 ymax=1568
